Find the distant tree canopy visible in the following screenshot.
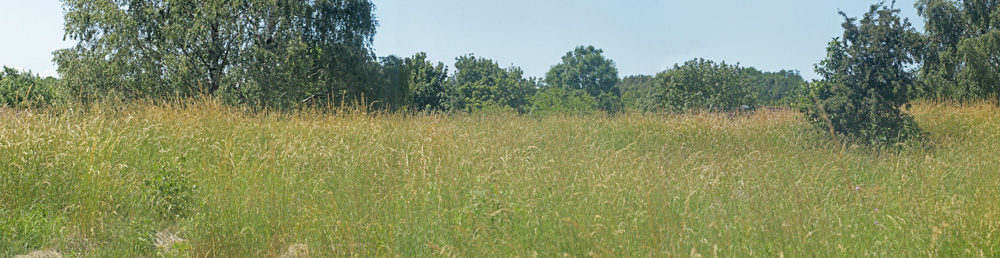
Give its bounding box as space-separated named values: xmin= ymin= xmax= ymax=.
xmin=746 ymin=69 xmax=806 ymax=106
xmin=916 ymin=0 xmax=1000 ymax=103
xmin=618 ymin=75 xmax=655 ymax=94
xmin=646 ymin=59 xmax=758 ymax=112
xmin=801 ymin=2 xmax=924 ymax=146
xmin=619 ymin=67 xmax=801 ymax=111
xmin=618 ymin=75 xmax=656 ymax=111
xmin=43 ymin=0 xmax=990 ymax=119
xmin=371 ymin=55 xmax=410 ymax=110
xmin=404 ymin=53 xmax=449 ymax=112
xmin=446 ymin=54 xmax=537 ymax=113
xmin=54 ymin=0 xmax=381 ymax=108
xmin=545 ymin=46 xmax=622 ymax=112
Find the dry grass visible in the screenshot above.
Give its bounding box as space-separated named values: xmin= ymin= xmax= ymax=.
xmin=1 ymin=99 xmax=998 ymax=257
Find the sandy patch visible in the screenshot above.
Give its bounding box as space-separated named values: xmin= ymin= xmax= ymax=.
xmin=13 ymin=250 xmax=63 ymax=258
xmin=279 ymin=244 xmax=310 ymax=258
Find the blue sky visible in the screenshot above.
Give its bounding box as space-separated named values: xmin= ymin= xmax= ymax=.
xmin=1 ymin=0 xmax=924 ymax=80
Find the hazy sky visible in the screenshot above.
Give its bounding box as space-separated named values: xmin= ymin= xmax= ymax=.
xmin=1 ymin=0 xmax=925 ymax=80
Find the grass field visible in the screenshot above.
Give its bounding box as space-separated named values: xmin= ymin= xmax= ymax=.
xmin=2 ymin=100 xmax=998 ymax=257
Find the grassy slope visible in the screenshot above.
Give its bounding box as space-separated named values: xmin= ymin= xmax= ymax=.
xmin=1 ymin=101 xmax=998 ymax=257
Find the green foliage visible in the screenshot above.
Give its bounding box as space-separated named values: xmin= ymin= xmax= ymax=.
xmin=446 ymin=54 xmax=537 ymax=113
xmin=369 ymin=55 xmax=411 ymax=111
xmin=529 ymin=87 xmax=599 ymax=116
xmin=404 ymin=53 xmax=450 ymax=112
xmin=956 ymin=30 xmax=1000 ymax=103
xmin=54 ymin=0 xmax=379 ymax=108
xmin=618 ymin=75 xmax=658 ymax=111
xmin=545 ymin=46 xmax=622 ymax=112
xmin=746 ymin=69 xmax=806 ymax=106
xmin=802 ymin=3 xmax=924 ymax=146
xmin=0 ymin=67 xmax=61 ymax=108
xmin=649 ymin=58 xmax=758 ymax=112
xmin=915 ymin=0 xmax=1000 ymax=102
xmin=617 ymin=75 xmax=654 ymax=94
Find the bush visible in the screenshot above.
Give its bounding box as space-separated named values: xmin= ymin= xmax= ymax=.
xmin=650 ymin=59 xmax=757 ymax=112
xmin=800 ymin=81 xmax=923 ymax=146
xmin=0 ymin=67 xmax=61 ymax=108
xmin=530 ymin=87 xmax=600 ymax=116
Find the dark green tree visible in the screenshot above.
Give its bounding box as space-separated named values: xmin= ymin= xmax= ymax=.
xmin=545 ymin=46 xmax=621 ymax=112
xmin=446 ymin=55 xmax=537 ymax=113
xmin=54 ymin=0 xmax=379 ymax=108
xmin=801 ymin=2 xmax=924 ymax=146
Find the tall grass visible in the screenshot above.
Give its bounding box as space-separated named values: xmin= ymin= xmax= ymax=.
xmin=1 ymin=99 xmax=998 ymax=257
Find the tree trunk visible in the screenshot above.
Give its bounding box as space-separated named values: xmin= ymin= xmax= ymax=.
xmin=206 ymin=23 xmax=222 ymax=94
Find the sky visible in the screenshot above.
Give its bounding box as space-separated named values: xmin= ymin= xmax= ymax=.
xmin=0 ymin=0 xmax=925 ymax=80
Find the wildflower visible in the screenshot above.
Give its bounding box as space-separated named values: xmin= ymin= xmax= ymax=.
xmin=855 ymin=187 xmax=860 ymax=191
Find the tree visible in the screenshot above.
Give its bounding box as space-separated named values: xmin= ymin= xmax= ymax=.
xmin=54 ymin=0 xmax=379 ymax=108
xmin=915 ymin=0 xmax=1000 ymax=103
xmin=801 ymin=2 xmax=924 ymax=146
xmin=651 ymin=58 xmax=757 ymax=112
xmin=956 ymin=30 xmax=1000 ymax=104
xmin=545 ymin=46 xmax=621 ymax=112
xmin=404 ymin=53 xmax=449 ymax=112
xmin=445 ymin=54 xmax=537 ymax=113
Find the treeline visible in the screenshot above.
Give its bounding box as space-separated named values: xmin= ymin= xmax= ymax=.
xmin=620 ymin=61 xmax=805 ymax=112
xmin=2 ymin=0 xmax=807 ymax=114
xmin=4 ymin=50 xmax=805 ymax=114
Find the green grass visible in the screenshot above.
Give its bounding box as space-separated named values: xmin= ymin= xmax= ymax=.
xmin=2 ymin=100 xmax=998 ymax=257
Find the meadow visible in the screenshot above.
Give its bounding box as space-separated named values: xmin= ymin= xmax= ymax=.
xmin=1 ymin=100 xmax=998 ymax=257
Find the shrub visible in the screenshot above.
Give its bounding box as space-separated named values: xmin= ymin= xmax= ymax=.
xmin=651 ymin=59 xmax=758 ymax=112
xmin=800 ymin=81 xmax=923 ymax=146
xmin=0 ymin=67 xmax=61 ymax=108
xmin=530 ymin=87 xmax=600 ymax=116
